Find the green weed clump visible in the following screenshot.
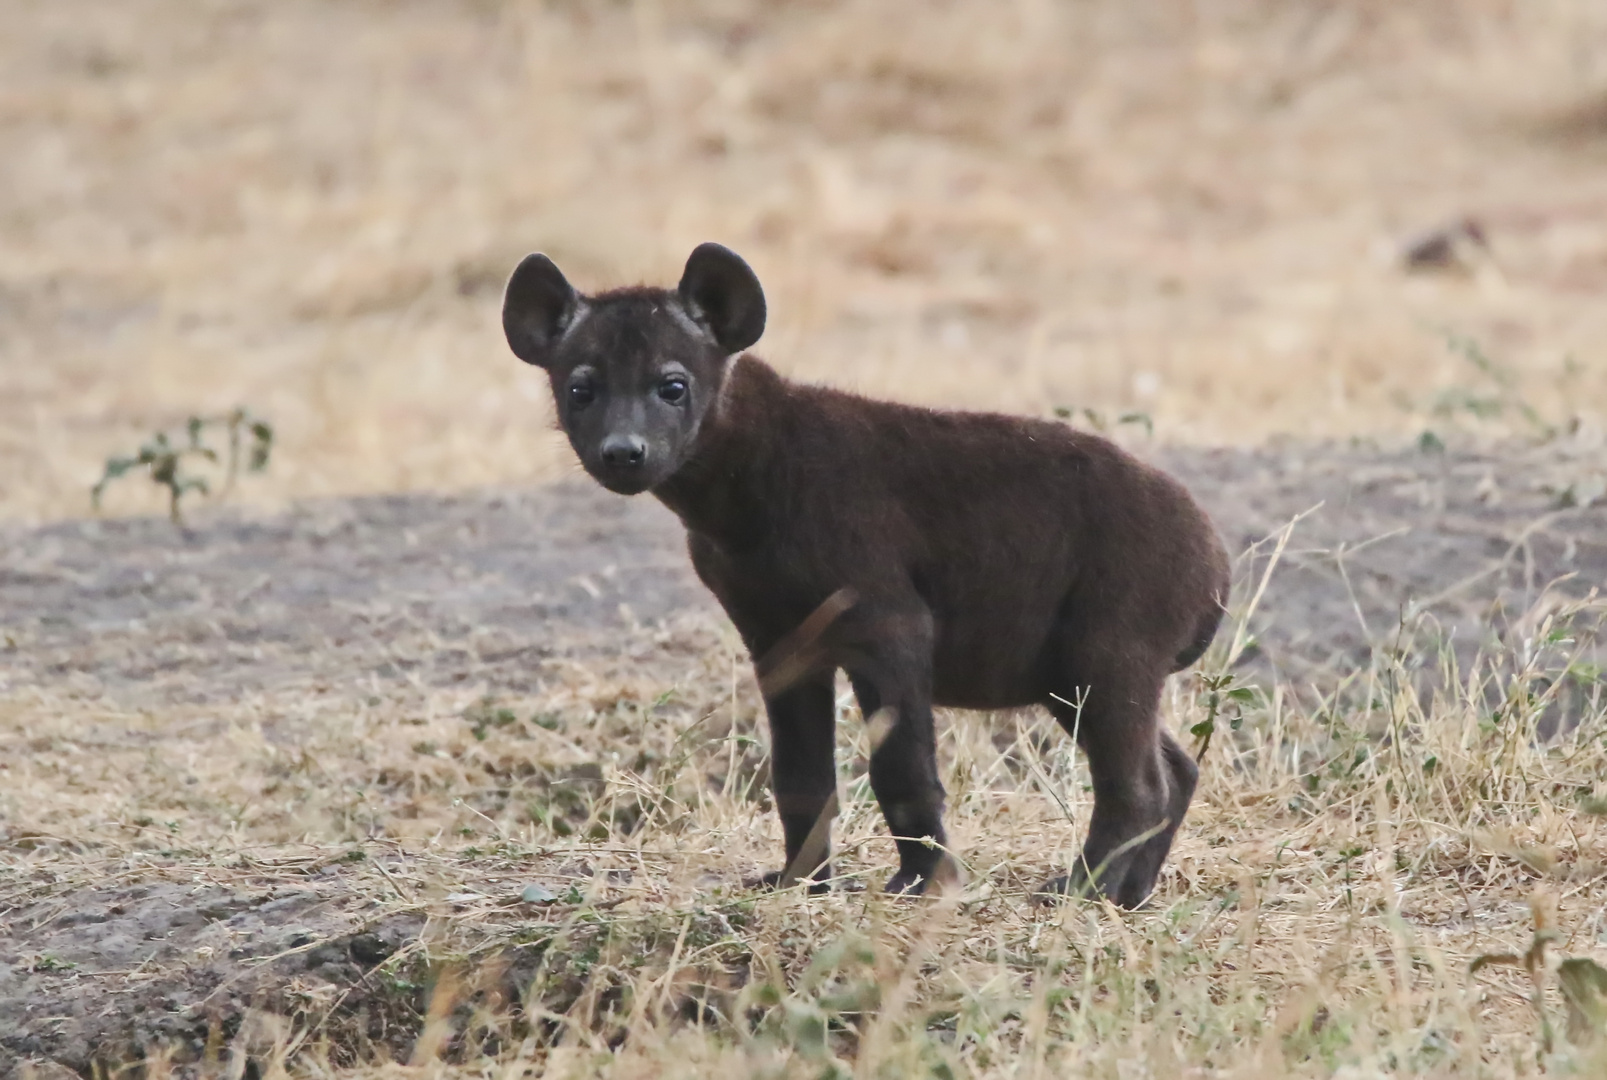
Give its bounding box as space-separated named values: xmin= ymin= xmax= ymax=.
xmin=91 ymin=408 xmax=273 ymax=524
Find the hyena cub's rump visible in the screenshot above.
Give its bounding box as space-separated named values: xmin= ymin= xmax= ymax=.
xmin=503 ymin=243 xmax=1230 ymax=906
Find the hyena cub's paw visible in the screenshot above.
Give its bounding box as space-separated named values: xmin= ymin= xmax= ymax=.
xmin=748 ymin=867 xmax=833 ymax=895
xmin=1034 ymin=865 xmax=1152 ymax=910
xmin=883 ymin=853 xmax=965 ymax=898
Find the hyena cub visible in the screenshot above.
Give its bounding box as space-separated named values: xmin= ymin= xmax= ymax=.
xmin=503 ymin=243 xmax=1230 ymax=907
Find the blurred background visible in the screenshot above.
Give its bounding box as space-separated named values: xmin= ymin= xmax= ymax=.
xmin=3 ymin=0 xmax=1606 ymax=522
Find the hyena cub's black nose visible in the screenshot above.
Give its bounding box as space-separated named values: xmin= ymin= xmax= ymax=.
xmin=600 ymin=434 xmax=648 ymax=468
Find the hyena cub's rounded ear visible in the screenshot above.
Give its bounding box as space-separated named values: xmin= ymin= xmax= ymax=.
xmin=503 ymin=253 xmax=582 ymax=367
xmin=678 ymin=243 xmax=766 ymax=355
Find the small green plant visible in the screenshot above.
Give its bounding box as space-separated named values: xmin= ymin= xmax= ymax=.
xmin=463 ymin=696 xmax=521 ymax=741
xmin=1189 ymin=670 xmax=1258 ymax=761
xmin=91 ymin=408 xmax=273 ymax=524
xmin=738 ymin=932 xmax=892 ymax=1077
xmin=1431 ymin=332 xmax=1553 ymax=438
xmin=31 ymin=953 xmax=77 ymax=973
xmin=1053 ymin=405 xmax=1154 ymax=436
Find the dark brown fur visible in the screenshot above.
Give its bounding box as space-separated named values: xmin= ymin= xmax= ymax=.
xmin=503 ymin=243 xmax=1230 ymax=906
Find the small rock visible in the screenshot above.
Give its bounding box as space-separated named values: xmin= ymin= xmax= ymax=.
xmin=1558 ymin=474 xmax=1606 ymax=508
xmin=348 ymin=932 xmax=394 ymax=966
xmin=1401 ymin=216 xmax=1488 ymax=272
xmin=305 ymin=944 xmax=346 ymax=970
xmin=519 ymin=882 xmax=558 ymax=904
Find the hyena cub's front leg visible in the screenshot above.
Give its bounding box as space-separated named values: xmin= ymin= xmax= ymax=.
xmin=758 ymin=673 xmax=837 ymax=892
xmin=851 ymin=676 xmax=952 ymax=894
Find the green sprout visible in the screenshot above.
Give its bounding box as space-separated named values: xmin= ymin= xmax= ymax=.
xmin=1190 ymin=670 xmax=1258 ymax=762
xmin=91 ymin=408 xmax=274 ymax=525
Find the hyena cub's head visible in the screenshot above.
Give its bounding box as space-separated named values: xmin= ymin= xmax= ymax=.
xmin=502 ymin=243 xmax=765 ymax=496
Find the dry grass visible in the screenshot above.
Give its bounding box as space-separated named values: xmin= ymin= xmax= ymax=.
xmin=4 ymin=542 xmax=1606 ymax=1076
xmin=4 ymin=0 xmax=1607 ymax=523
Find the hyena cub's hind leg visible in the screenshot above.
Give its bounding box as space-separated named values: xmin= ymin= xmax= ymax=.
xmin=1120 ymin=729 xmax=1197 ymax=902
xmin=1040 ymin=659 xmax=1192 ymax=909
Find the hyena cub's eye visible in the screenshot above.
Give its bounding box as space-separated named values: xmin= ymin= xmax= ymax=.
xmin=657 ymin=376 xmax=688 ymax=404
xmin=568 ymin=381 xmax=596 ymax=408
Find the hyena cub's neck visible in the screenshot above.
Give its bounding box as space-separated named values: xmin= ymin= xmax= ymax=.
xmin=652 ymin=355 xmax=786 ymax=550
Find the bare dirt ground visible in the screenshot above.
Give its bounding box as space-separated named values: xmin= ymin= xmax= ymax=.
xmin=2 ymin=433 xmax=1603 ymax=1072
xmin=6 ymin=437 xmax=1606 ymax=711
